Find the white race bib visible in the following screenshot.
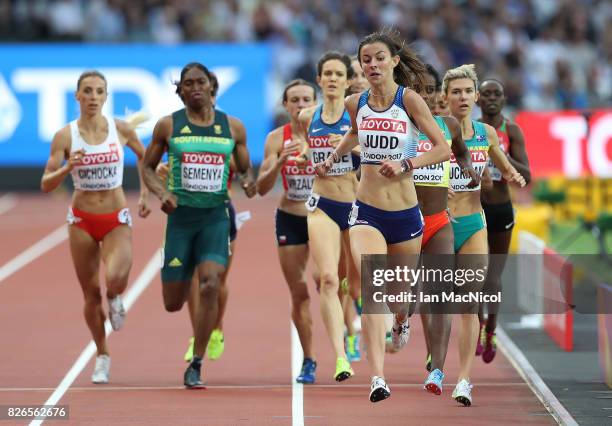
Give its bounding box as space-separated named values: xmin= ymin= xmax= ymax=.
xmin=181 ymin=152 xmax=225 ymax=192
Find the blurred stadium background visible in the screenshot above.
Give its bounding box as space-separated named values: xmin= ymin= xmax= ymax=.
xmin=0 ymin=0 xmax=610 ymax=417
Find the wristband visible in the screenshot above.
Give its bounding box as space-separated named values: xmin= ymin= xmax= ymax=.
xmin=331 ymin=151 xmax=340 ymax=162
xmin=400 ymin=158 xmax=414 ymax=174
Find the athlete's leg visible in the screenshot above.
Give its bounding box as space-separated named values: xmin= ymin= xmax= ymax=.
xmin=308 ymin=209 xmax=346 ymax=360
xmin=350 ymin=225 xmax=388 ymax=379
xmin=68 ymin=226 xmax=106 ymax=355
xmin=279 ymin=243 xmax=314 ymax=359
xmin=483 ymin=230 xmax=512 ymax=333
xmin=193 ymin=260 xmax=225 ymax=358
xmin=456 ymin=229 xmax=488 ymax=382
xmin=422 ymin=223 xmax=454 ymax=372
xmin=215 ymin=240 xmax=235 ymax=331
xmin=100 ymin=225 xmax=132 ymax=299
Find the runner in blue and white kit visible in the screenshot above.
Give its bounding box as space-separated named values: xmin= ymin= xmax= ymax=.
xmin=318 ymin=30 xmax=451 ymax=402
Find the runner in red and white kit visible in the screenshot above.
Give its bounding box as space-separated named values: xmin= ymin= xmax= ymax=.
xmin=257 ymin=79 xmax=319 ymax=383
xmin=41 ymin=70 xmax=151 ymax=384
xmin=476 ymin=79 xmax=531 ymax=362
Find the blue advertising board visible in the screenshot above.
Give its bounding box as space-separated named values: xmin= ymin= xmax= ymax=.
xmin=0 ymin=44 xmax=272 ymax=166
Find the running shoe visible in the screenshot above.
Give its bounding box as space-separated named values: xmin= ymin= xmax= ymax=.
xmin=424 ymin=368 xmax=444 ymax=395
xmin=482 ymin=332 xmax=497 ymax=363
xmin=391 ymin=315 xmax=410 ymax=351
xmin=452 ymin=379 xmax=473 ymax=406
xmin=91 ymin=354 xmax=110 ymax=384
xmin=207 ymin=329 xmax=225 ymax=361
xmin=183 ymin=337 xmax=194 ymax=362
xmin=296 ymin=358 xmax=317 ymax=384
xmin=346 ymin=334 xmax=361 ymax=362
xmin=354 ymin=296 xmax=362 ymax=316
xmin=475 ymin=323 xmax=485 ymax=356
xmin=425 ymin=353 xmax=432 ymax=372
xmin=334 ymin=357 xmax=354 ymax=382
xmin=369 ymin=376 xmax=391 ymax=403
xmin=184 ymin=358 xmax=205 ymax=389
xmin=108 ymin=295 xmax=126 ymax=331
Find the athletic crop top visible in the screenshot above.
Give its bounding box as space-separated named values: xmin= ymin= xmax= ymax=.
xmin=487 ymin=118 xmax=510 ymax=182
xmin=449 ymin=120 xmax=489 ymax=192
xmin=356 ymin=86 xmax=419 ymax=165
xmin=414 ymin=116 xmax=452 ymax=188
xmin=281 ymin=124 xmax=315 ymax=201
xmin=167 ymin=108 xmax=235 ymax=208
xmin=308 ymin=105 xmax=353 ymax=176
xmin=70 ymin=116 xmax=124 ymax=191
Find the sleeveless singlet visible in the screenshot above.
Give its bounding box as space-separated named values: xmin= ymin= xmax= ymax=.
xmin=414 ymin=115 xmax=452 ymax=188
xmin=449 ymin=120 xmax=489 ymax=192
xmin=281 ymin=124 xmax=315 ymax=201
xmin=487 ymin=118 xmax=510 ymax=182
xmin=167 ymin=108 xmax=235 ymax=208
xmin=356 ymin=86 xmax=419 ymax=165
xmin=308 ymin=105 xmax=353 ymax=176
xmin=70 ymin=116 xmax=124 ymax=191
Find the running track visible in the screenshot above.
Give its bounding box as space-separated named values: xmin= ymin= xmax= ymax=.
xmin=0 ymin=192 xmax=555 ymax=425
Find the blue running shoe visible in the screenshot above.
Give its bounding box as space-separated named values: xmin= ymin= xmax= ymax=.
xmin=424 ymin=368 xmax=444 ymax=395
xmin=296 ymin=358 xmax=316 ymax=384
xmin=346 ymin=334 xmax=361 ymax=362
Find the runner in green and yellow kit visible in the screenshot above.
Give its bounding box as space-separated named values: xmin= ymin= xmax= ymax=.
xmin=143 ymin=62 xmax=255 ymax=388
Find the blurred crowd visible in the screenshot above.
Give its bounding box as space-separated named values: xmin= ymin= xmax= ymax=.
xmin=1 ymin=0 xmax=610 ymax=111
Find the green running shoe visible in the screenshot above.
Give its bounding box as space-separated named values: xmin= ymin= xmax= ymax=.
xmin=207 ymin=329 xmax=225 ymax=361
xmin=334 ymin=357 xmax=354 ymax=382
xmin=183 ymin=337 xmax=194 ymax=363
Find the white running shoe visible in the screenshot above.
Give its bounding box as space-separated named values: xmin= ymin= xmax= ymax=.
xmin=452 ymin=379 xmax=473 ymax=406
xmin=369 ymin=376 xmax=391 ymax=403
xmin=391 ymin=315 xmax=410 ymax=351
xmin=91 ymin=354 xmax=110 ymax=384
xmin=108 ymin=295 xmax=126 ymax=331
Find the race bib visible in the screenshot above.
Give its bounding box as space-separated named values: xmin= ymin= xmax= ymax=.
xmin=449 ymin=150 xmax=488 ymax=192
xmin=487 ymin=158 xmax=503 ymax=181
xmin=412 ymin=139 xmax=447 ymax=185
xmin=305 ymin=193 xmax=320 ymax=212
xmin=73 ymin=149 xmax=122 ymax=191
xmin=283 ymin=163 xmax=315 ymax=201
xmin=348 ymin=203 xmax=359 ymax=226
xmin=309 ymin=135 xmax=353 ymax=176
xmin=181 ymin=152 xmax=225 ymax=192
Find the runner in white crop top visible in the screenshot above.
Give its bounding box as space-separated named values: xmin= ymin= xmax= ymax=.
xmin=41 ymin=70 xmax=150 ymax=385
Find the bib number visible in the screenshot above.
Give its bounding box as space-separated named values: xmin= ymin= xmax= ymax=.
xmin=348 ymin=203 xmax=359 ymax=226
xmin=305 ymin=193 xmax=320 ymax=212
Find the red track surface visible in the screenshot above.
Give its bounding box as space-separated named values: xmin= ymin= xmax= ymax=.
xmin=0 ymin=193 xmax=555 ymax=425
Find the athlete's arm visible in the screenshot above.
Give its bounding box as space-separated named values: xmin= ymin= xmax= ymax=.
xmin=379 ymin=90 xmax=451 ymax=178
xmin=229 ymin=116 xmax=256 ymax=198
xmin=143 ymin=115 xmax=177 ymax=213
xmin=444 ymin=115 xmax=480 ymax=188
xmin=116 ymin=119 xmax=151 ymax=218
xmin=507 ymin=122 xmax=531 ymax=184
xmin=256 ymin=127 xmax=300 ymax=196
xmin=485 ymin=124 xmax=525 ymax=187
xmin=403 ymin=89 xmax=450 ymax=169
xmin=296 ymin=106 xmax=316 ymax=161
xmin=318 ymin=95 xmax=359 ymax=177
xmin=41 ymin=126 xmax=81 ymax=193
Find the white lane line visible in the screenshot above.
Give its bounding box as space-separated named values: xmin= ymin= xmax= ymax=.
xmin=0 ymin=193 xmax=17 ymax=215
xmin=0 ymin=225 xmax=67 ymax=284
xmin=291 ymin=322 xmax=304 ymax=426
xmin=30 ymin=252 xmax=160 ymax=426
xmin=0 ymin=382 xmax=531 ymax=393
xmin=497 ymin=326 xmax=578 ymax=426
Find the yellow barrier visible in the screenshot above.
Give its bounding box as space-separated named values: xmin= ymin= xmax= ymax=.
xmin=510 ymin=205 xmax=552 ymax=253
